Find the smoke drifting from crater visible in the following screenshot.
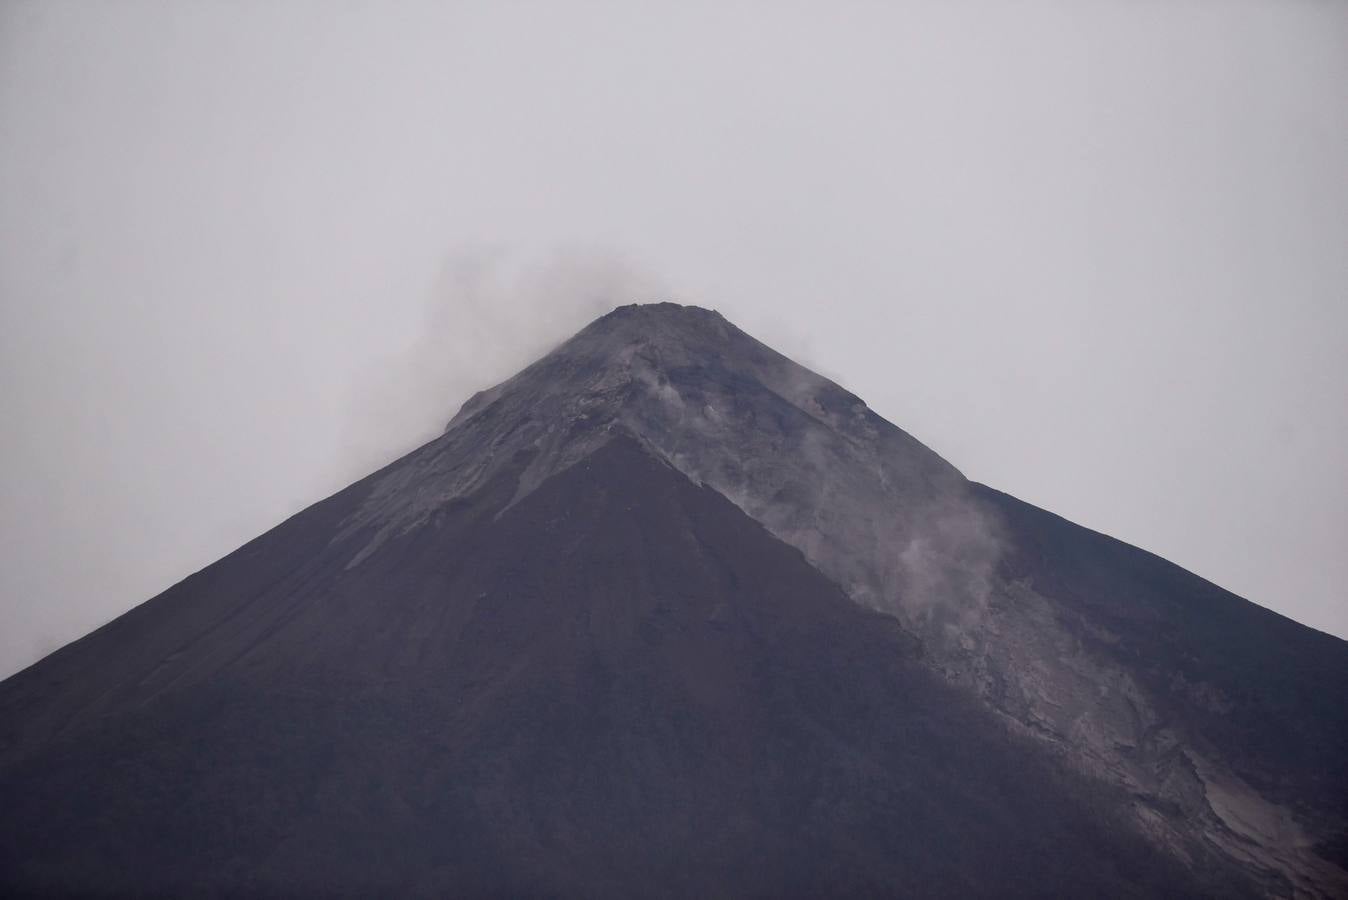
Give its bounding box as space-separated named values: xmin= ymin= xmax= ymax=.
xmin=341 ymin=248 xmax=670 ymax=480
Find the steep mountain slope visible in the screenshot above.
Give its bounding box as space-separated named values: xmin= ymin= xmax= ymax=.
xmin=1 ymin=438 xmax=1230 ymax=897
xmin=2 ymin=302 xmax=1344 ymax=897
xmin=979 ymin=486 xmax=1348 ymax=881
xmin=343 ymin=302 xmax=1345 ymax=894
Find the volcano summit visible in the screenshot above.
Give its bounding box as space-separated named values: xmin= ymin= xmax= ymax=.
xmin=2 ymin=303 xmax=1344 ymax=897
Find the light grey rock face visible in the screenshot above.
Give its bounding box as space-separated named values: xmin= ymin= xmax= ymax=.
xmin=340 ymin=302 xmax=1345 ymax=897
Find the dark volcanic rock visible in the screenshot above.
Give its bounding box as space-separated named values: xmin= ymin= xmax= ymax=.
xmin=977 ymin=485 xmax=1348 ymax=888
xmin=2 ymin=302 xmax=1344 ymax=897
xmin=0 ymin=438 xmax=1223 ymax=897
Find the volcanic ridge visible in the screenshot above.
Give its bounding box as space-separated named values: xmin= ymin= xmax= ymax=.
xmin=1 ymin=303 xmax=1345 ymax=897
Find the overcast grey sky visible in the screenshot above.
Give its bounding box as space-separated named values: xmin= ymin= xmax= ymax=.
xmin=1 ymin=0 xmax=1345 ymax=678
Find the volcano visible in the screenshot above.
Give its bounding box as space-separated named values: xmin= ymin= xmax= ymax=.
xmin=2 ymin=303 xmax=1345 ymax=897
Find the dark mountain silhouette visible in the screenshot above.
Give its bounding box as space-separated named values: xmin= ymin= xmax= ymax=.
xmin=1 ymin=303 xmax=1344 ymax=897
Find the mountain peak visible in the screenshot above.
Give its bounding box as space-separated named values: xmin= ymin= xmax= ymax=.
xmin=327 ymin=306 xmax=1348 ymax=899
xmin=602 ymin=299 xmax=726 ymax=320
xmin=557 ymin=301 xmax=746 ymax=373
xmin=4 ymin=300 xmax=1345 ymax=896
xmin=352 ymin=304 xmax=969 ymax=606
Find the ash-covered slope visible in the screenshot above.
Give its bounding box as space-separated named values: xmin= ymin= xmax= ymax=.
xmin=343 ymin=302 xmax=1348 ymax=895
xmin=2 ymin=302 xmax=1345 ymax=897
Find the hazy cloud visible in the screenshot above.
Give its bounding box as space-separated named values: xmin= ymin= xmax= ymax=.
xmin=1 ymin=0 xmax=1344 ymax=679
